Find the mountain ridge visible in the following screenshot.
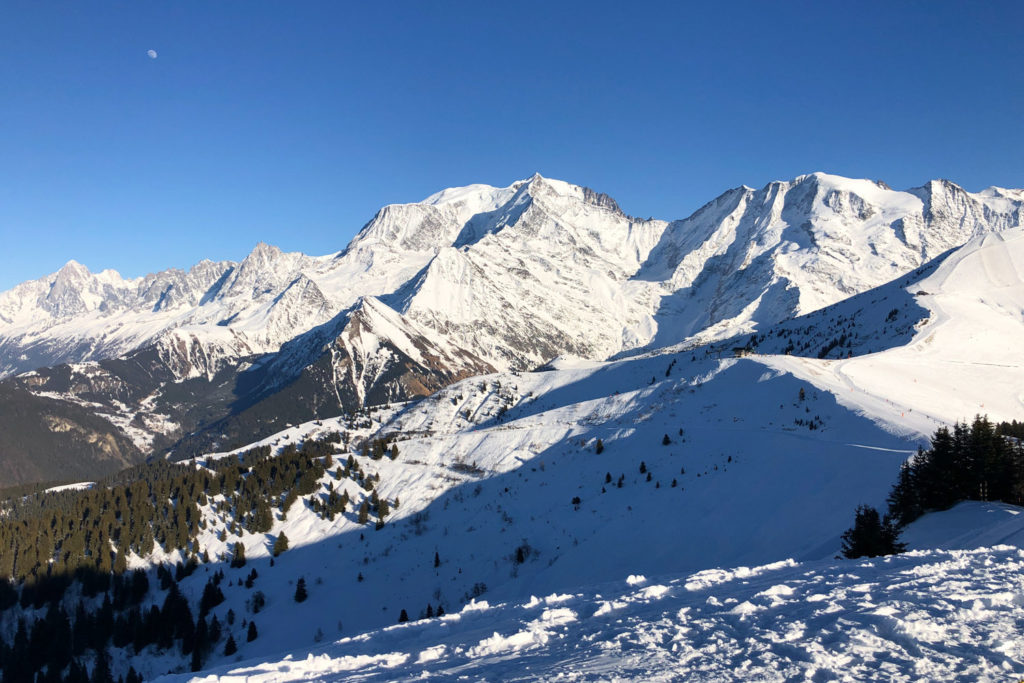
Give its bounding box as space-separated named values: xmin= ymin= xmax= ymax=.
xmin=0 ymin=171 xmax=1021 ymax=485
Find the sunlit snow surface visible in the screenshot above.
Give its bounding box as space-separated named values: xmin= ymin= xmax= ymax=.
xmin=762 ymin=228 xmax=1024 ymax=430
xmin=141 ymin=228 xmax=1024 ymax=680
xmin=160 ymin=541 xmax=1024 ymax=682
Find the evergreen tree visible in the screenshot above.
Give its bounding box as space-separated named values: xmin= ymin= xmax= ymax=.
xmin=272 ymin=532 xmax=290 ymax=557
xmin=190 ymin=637 xmax=203 ymax=671
xmin=90 ymin=648 xmax=113 ymax=683
xmin=595 ymin=439 xmax=604 ymax=454
xmin=247 ymin=620 xmax=258 ymax=642
xmin=357 ymin=500 xmax=369 ymax=525
xmin=230 ymin=542 xmax=247 ymax=569
xmin=199 ymin=580 xmax=225 ymax=617
xmin=840 ymin=505 xmax=905 ymax=559
xmin=223 ymin=634 xmax=237 ymax=656
xmin=886 ymin=459 xmax=922 ymax=527
xmin=294 ymin=577 xmax=308 ymax=603
xmin=398 ymin=609 xmax=409 ymax=623
xmin=662 ymin=434 xmax=671 ymax=446
xmin=434 ymin=551 xmax=440 ymax=568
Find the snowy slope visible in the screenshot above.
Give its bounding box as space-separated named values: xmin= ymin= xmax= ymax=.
xmin=28 ymin=223 xmax=1024 ymax=679
xmin=127 ymin=224 xmax=1024 ymax=678
xmin=759 ymin=227 xmax=1024 ymax=432
xmin=159 ymin=544 xmax=1024 ymax=682
xmin=98 ymin=341 xmax=925 ymax=678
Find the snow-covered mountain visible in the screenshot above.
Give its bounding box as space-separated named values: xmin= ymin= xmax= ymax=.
xmin=0 ymin=173 xmax=1021 ymax=485
xmin=2 ymin=173 xmax=1020 ymax=379
xmin=96 ymin=226 xmax=1024 ymax=679
xmin=5 ymin=206 xmax=1024 ymax=681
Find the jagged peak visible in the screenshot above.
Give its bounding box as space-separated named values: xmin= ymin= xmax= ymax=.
xmin=908 ymin=178 xmax=968 ymax=195
xmin=244 ymin=241 xmax=284 ymax=262
xmin=55 ymin=259 xmax=90 ymax=279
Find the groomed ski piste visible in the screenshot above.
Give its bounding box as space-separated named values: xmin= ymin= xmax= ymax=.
xmin=145 ymin=228 xmax=1024 ymax=680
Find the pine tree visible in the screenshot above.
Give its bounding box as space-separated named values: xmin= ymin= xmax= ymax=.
xmin=595 ymin=439 xmax=604 ymax=454
xmin=294 ymin=577 xmax=308 ymax=603
xmin=357 ymin=500 xmax=369 ymax=525
xmin=223 ymin=634 xmax=237 ymax=656
xmin=662 ymin=434 xmax=671 ymax=446
xmin=247 ymin=620 xmax=258 ymax=642
xmin=840 ymin=505 xmax=906 ymax=559
xmin=272 ymin=532 xmax=290 ymax=557
xmin=230 ymin=542 xmax=246 ymax=569
xmin=398 ymin=609 xmax=409 ymax=623
xmin=886 ymin=459 xmax=922 ymax=527
xmin=90 ymin=647 xmax=113 ymax=683
xmin=434 ymin=551 xmax=440 ymax=568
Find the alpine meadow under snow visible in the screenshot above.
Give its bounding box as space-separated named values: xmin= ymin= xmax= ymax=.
xmin=2 ymin=173 xmax=1024 ymax=681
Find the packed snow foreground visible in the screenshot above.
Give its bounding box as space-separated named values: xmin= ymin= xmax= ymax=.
xmin=159 ymin=539 xmax=1024 ymax=682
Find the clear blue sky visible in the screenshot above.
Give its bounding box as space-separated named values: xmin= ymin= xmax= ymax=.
xmin=1 ymin=1 xmax=1022 ymax=290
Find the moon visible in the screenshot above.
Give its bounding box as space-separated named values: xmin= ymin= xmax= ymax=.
xmin=147 ymin=49 xmax=158 ymax=59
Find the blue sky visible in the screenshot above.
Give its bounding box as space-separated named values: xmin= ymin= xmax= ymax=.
xmin=1 ymin=1 xmax=1022 ymax=290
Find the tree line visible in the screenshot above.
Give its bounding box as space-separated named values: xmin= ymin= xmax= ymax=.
xmin=842 ymin=416 xmax=1024 ymax=558
xmin=0 ymin=430 xmax=398 ymax=681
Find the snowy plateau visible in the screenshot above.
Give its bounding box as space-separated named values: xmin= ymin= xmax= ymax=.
xmin=4 ymin=172 xmax=1024 ymax=681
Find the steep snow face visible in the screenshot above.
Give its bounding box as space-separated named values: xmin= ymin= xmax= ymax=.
xmin=1 ymin=173 xmax=1021 ymax=384
xmin=759 ymin=227 xmax=1024 ymax=430
xmin=252 ymin=294 xmax=498 ymax=411
xmin=392 ymin=175 xmax=668 ymax=369
xmin=638 ymin=172 xmax=1023 ymax=348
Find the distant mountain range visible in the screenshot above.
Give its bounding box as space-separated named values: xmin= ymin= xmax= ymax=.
xmin=0 ymin=172 xmax=1021 ymax=487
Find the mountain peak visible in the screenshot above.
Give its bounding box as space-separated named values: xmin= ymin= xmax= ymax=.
xmin=56 ymin=259 xmax=89 ymax=277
